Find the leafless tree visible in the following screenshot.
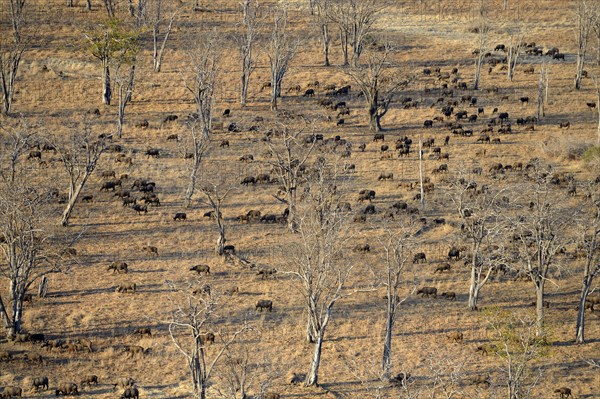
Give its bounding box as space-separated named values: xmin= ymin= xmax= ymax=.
xmin=165 ymin=280 xmax=249 ymax=399
xmin=347 ymin=45 xmax=407 ymax=132
xmin=313 ymin=0 xmax=332 ymax=66
xmin=264 ymin=121 xmax=317 ymax=232
xmin=183 ymin=118 xmax=210 ymax=209
xmin=184 ymin=31 xmax=219 ymax=140
xmin=103 ymin=0 xmax=117 ymax=17
xmin=574 ymin=0 xmax=597 ymax=90
xmin=592 ymin=70 xmax=600 ymax=144
xmin=506 ymin=30 xmax=525 ymax=82
xmin=342 ymin=354 xmax=389 ymax=399
xmin=280 ymin=161 xmax=366 ymax=386
xmin=148 ymin=0 xmax=178 ymax=72
xmin=0 ymin=182 xmax=67 ymax=338
xmin=215 ymin=337 xmax=262 ymax=399
xmin=574 ymin=187 xmax=600 ymax=344
xmin=52 ymin=121 xmax=108 ymax=227
xmin=485 ymin=308 xmax=544 ymax=399
xmin=330 ymin=0 xmax=385 ymax=67
xmin=510 ymin=167 xmax=571 ymax=336
xmin=473 ymin=0 xmax=490 ymax=91
xmin=449 ymin=175 xmax=508 ymax=311
xmin=198 ymin=174 xmax=236 ymax=257
xmin=0 ymin=119 xmax=36 ymax=183
xmin=267 ymin=3 xmax=298 ymax=111
xmin=330 ymin=0 xmax=351 ymax=65
xmin=234 ymin=0 xmax=260 ymax=106
xmin=424 ymin=353 xmax=466 ymax=399
xmin=536 ymin=63 xmax=548 ymax=122
xmin=593 ymin=5 xmax=600 ymax=65
xmin=376 ymin=219 xmax=419 ymax=381
xmin=0 ymin=0 xmax=30 ymax=115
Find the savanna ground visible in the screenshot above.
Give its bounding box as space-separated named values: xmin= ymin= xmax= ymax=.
xmin=1 ymin=0 xmax=600 ymax=398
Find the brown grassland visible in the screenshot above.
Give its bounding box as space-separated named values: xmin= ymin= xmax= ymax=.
xmin=1 ymin=0 xmax=600 ymax=398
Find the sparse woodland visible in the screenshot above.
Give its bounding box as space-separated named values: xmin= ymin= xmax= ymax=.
xmin=2 ymin=0 xmax=600 ymax=398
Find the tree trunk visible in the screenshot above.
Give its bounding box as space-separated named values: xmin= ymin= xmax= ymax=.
xmin=61 ymin=175 xmax=90 ymax=227
xmin=38 ymin=276 xmax=48 ymax=298
xmin=118 ymin=101 xmax=125 ymax=138
xmin=535 ymin=280 xmax=545 ymax=336
xmin=321 ymin=22 xmax=330 ymax=67
xmin=575 ymin=53 xmax=585 ymax=90
xmin=8 ymin=284 xmax=23 ymax=338
xmin=153 ymin=14 xmax=175 ymax=73
xmin=468 ymin=265 xmax=480 ymax=311
xmin=597 ymin=32 xmax=600 ymax=66
xmin=1 ymin=53 xmax=19 ymax=115
xmin=153 ymin=27 xmax=160 ymax=71
xmin=597 ymin=89 xmax=600 ymax=145
xmin=270 ymin=80 xmax=279 ymax=111
xmin=215 ymin=216 xmax=225 ymax=256
xmin=185 ymin=157 xmax=201 ymax=208
xmin=190 ymin=353 xmax=206 ymax=399
xmin=575 ymin=280 xmax=590 ymax=344
xmin=340 ymin=28 xmax=349 ymax=66
xmin=0 ymin=296 xmax=11 ymax=334
xmin=368 ymin=98 xmax=380 ymax=132
xmin=474 ymin=56 xmax=483 ymax=91
xmin=287 ymin=187 xmax=297 ymax=232
xmin=381 ymin=308 xmax=394 ymax=381
xmin=305 ymin=305 xmax=332 ymax=387
xmin=305 ymin=328 xmax=325 ymax=387
xmin=102 ymin=64 xmax=112 ymax=105
xmin=536 ymin=66 xmax=544 ymax=122
xmin=418 ymin=138 xmax=425 ymax=211
xmin=241 ymin=71 xmax=248 ymax=106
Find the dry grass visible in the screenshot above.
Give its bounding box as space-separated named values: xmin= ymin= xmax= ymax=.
xmin=1 ymin=0 xmax=600 ymax=398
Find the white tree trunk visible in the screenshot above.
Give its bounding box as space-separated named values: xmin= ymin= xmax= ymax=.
xmin=61 ymin=174 xmax=91 ymax=227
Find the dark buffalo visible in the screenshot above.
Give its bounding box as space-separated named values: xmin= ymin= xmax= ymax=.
xmin=173 ymin=212 xmax=187 ymax=221
xmin=413 ymin=252 xmax=427 ymax=263
xmin=256 ymin=299 xmax=273 ymax=312
xmin=417 ymin=286 xmax=437 ymax=298
xmin=448 ymin=248 xmax=460 ymax=260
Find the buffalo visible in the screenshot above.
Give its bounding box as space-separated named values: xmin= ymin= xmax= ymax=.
xmin=200 ymin=332 xmax=215 ymax=344
xmin=121 ymin=386 xmax=139 ymax=399
xmin=116 ymin=283 xmax=136 ymax=293
xmin=256 ymin=299 xmax=273 ymax=312
xmin=448 ymin=248 xmax=460 ymax=260
xmin=241 ymin=176 xmax=256 ymax=186
xmin=80 ymin=375 xmax=98 ymax=388
xmin=108 ymin=262 xmax=128 ymax=274
xmin=146 ymin=148 xmax=160 ymax=158
xmin=257 ymin=267 xmax=277 ymax=279
xmin=554 ymin=387 xmax=572 ymax=399
xmin=434 ymin=263 xmax=451 ymax=273
xmin=55 ymin=382 xmax=78 ymax=396
xmin=190 ymin=264 xmax=210 ymax=275
xmin=447 ymin=332 xmax=463 ymax=342
xmin=417 ymin=286 xmax=437 ymax=298
xmin=33 ymin=376 xmax=49 ymax=391
xmin=1 ymin=386 xmax=22 ymax=398
xmin=173 ymin=212 xmax=187 ymax=221
xmin=413 ymin=252 xmax=427 ymax=263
